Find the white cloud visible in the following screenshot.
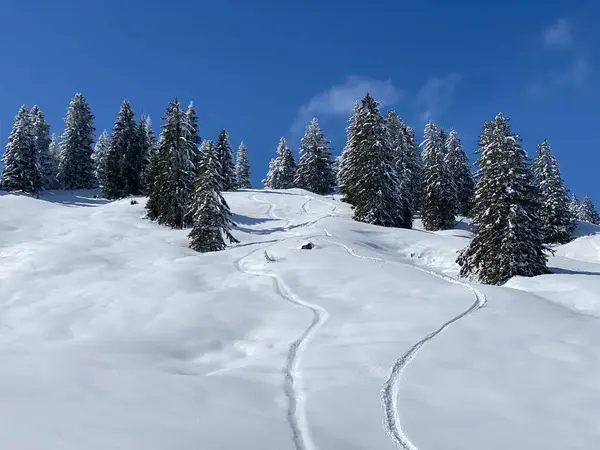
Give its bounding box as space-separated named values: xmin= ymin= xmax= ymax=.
xmin=416 ymin=73 xmax=462 ymax=120
xmin=291 ymin=76 xmax=402 ymax=132
xmin=542 ymin=18 xmax=573 ymax=48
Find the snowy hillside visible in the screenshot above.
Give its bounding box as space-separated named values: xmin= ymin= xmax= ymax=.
xmin=2 ymin=189 xmax=600 ymax=450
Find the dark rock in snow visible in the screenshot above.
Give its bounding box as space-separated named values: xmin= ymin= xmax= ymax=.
xmin=301 ymin=242 xmax=315 ymax=250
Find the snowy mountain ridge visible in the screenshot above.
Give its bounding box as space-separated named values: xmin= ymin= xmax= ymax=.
xmin=2 ymin=188 xmax=600 ymax=450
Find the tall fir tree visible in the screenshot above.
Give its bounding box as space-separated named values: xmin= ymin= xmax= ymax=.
xmin=579 ymin=195 xmax=599 ymax=224
xmin=333 ymin=154 xmax=343 ymax=192
xmin=92 ymin=130 xmax=110 ymax=187
xmin=214 ymin=129 xmax=236 ymax=191
xmin=385 ymin=110 xmax=412 ymax=228
xmin=457 ymin=113 xmax=548 ymax=285
xmin=263 ymin=137 xmax=297 ymax=189
xmin=404 ymin=126 xmax=423 ymax=213
xmin=569 ymin=193 xmax=581 ymax=219
xmin=139 ymin=115 xmax=156 ymax=193
xmin=185 ymin=102 xmax=201 ymax=168
xmin=103 ymin=101 xmax=139 ymax=199
xmin=145 ymin=98 xmax=195 ymax=228
xmin=188 ymin=149 xmax=239 ymax=252
xmin=421 ymin=121 xmax=456 ymax=230
xmin=531 ymin=139 xmax=573 ymax=243
xmin=446 ymin=129 xmax=474 ymax=216
xmin=47 ymin=133 xmax=61 ymax=188
xmin=338 ymin=93 xmax=402 ymax=227
xmin=58 ymin=93 xmax=96 ymax=189
xmin=294 ymin=118 xmax=336 ymax=195
xmin=1 ymin=106 xmax=41 ymax=194
xmin=30 ymin=106 xmax=53 ymax=190
xmin=234 ymin=141 xmax=252 ymax=189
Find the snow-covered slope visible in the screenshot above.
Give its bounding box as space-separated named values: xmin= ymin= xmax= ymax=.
xmin=2 ymin=189 xmax=600 ymax=450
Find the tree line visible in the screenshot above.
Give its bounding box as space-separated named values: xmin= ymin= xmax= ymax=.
xmin=264 ymin=92 xmax=597 ymax=285
xmin=0 ymin=94 xmax=252 ymax=253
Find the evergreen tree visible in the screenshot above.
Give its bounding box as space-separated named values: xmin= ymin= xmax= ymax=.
xmin=145 ymin=98 xmax=195 ymax=228
xmin=139 ymin=115 xmax=156 ymax=192
xmin=58 ymin=93 xmax=96 ymax=189
xmin=92 ymin=130 xmax=110 ymax=187
xmin=421 ymin=121 xmax=456 ymax=230
xmin=294 ymin=118 xmax=336 ymax=195
xmin=188 ymin=149 xmax=239 ymax=252
xmin=1 ymin=106 xmax=40 ymax=194
xmin=333 ymin=154 xmax=343 ymax=192
xmin=234 ymin=141 xmax=252 ymax=189
xmin=569 ymin=193 xmax=581 ymax=219
xmin=47 ymin=134 xmax=61 ymax=188
xmin=531 ymin=139 xmax=573 ymax=243
xmin=579 ymin=195 xmax=599 ymax=224
xmin=457 ymin=113 xmax=548 ymax=285
xmin=385 ymin=110 xmax=412 ymax=228
xmin=446 ymin=129 xmax=475 ymax=216
xmin=185 ymin=102 xmax=201 ymax=167
xmin=404 ymin=126 xmax=423 ymax=213
xmin=213 ymin=130 xmax=236 ymax=191
xmin=263 ymin=137 xmax=297 ymax=189
xmin=338 ymin=93 xmax=402 ymax=226
xmin=30 ymin=106 xmax=53 ymax=190
xmin=103 ymin=101 xmax=139 ymax=199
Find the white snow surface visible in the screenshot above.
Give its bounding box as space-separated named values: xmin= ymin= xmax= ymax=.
xmin=2 ymin=188 xmax=600 ymax=449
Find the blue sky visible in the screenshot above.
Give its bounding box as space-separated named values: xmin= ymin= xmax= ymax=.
xmin=0 ymin=0 xmax=599 ymax=201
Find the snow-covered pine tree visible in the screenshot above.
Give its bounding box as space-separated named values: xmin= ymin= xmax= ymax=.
xmin=185 ymin=102 xmax=201 ymax=168
xmin=531 ymin=139 xmax=573 ymax=243
xmin=57 ymin=93 xmax=96 ymax=189
xmin=569 ymin=193 xmax=581 ymax=218
xmin=139 ymin=115 xmax=156 ymax=193
xmin=48 ymin=133 xmax=61 ymax=188
xmin=1 ymin=106 xmax=40 ymax=194
xmin=579 ymin=195 xmax=599 ymax=224
xmin=333 ymin=154 xmax=343 ymax=193
xmin=294 ymin=118 xmax=336 ymax=195
xmin=457 ymin=113 xmax=549 ymax=285
xmin=338 ymin=93 xmax=402 ymax=227
xmin=384 ymin=110 xmax=411 ymax=228
xmin=446 ymin=129 xmax=474 ymax=216
xmin=234 ymin=141 xmax=252 ymax=189
xmin=103 ymin=101 xmax=139 ymax=199
xmin=263 ymin=137 xmax=297 ymax=189
xmin=145 ymin=98 xmax=195 ymax=228
xmin=404 ymin=126 xmax=423 ymax=213
xmin=30 ymin=106 xmax=53 ymax=190
xmin=188 ymin=148 xmax=239 ymax=252
xmin=92 ymin=130 xmax=110 ymax=187
xmin=421 ymin=121 xmax=456 ymax=230
xmin=214 ymin=129 xmax=236 ymax=191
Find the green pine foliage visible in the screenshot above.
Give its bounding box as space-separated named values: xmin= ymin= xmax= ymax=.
xmin=215 ymin=129 xmax=236 ymax=191
xmin=57 ymin=93 xmax=96 ymax=190
xmin=188 ymin=150 xmax=239 ymax=252
xmin=446 ymin=129 xmax=474 ymax=216
xmin=234 ymin=142 xmax=252 ymax=189
xmin=531 ymin=139 xmax=573 ymax=243
xmin=294 ymin=118 xmax=335 ymax=195
xmin=263 ymin=137 xmax=297 ymax=189
xmin=30 ymin=106 xmax=54 ymax=190
xmin=338 ymin=93 xmax=402 ymax=227
xmin=421 ymin=121 xmax=456 ymax=230
xmin=457 ymin=113 xmax=549 ymax=285
xmin=1 ymin=105 xmax=41 ymax=194
xmin=579 ymin=195 xmax=599 ymax=224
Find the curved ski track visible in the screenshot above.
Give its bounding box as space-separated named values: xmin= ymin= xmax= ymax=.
xmin=321 ymin=237 xmax=487 ymax=450
xmin=234 ymin=193 xmax=333 ymax=450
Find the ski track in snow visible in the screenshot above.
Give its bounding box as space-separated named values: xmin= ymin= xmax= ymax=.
xmin=233 ymin=193 xmax=332 ymax=450
xmin=238 ymin=193 xmax=486 ymax=450
xmin=320 ymin=235 xmax=487 ymax=450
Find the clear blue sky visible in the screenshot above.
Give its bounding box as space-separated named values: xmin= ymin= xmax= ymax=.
xmin=1 ymin=0 xmax=598 ymax=200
